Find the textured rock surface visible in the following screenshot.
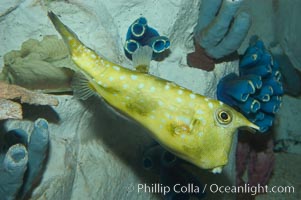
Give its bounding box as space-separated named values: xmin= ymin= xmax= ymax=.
xmin=274 ymin=95 xmax=301 ymax=154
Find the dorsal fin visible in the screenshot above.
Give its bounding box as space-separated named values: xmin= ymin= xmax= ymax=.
xmin=132 ymin=46 xmax=153 ymax=73
xmin=71 ymin=72 xmax=96 ymax=100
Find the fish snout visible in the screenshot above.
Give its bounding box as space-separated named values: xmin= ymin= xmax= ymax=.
xmin=238 ymin=113 xmax=260 ymax=132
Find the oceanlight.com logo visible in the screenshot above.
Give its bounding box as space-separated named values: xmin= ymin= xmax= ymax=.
xmin=126 ymin=183 xmax=295 ymax=196
xmin=209 ymin=184 xmax=295 ymax=196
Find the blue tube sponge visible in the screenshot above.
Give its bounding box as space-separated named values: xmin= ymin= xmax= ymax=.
xmin=195 ymin=0 xmax=251 ymax=59
xmin=0 ymin=118 xmax=49 ymax=199
xmin=20 ymin=119 xmax=49 ymax=198
xmin=124 ymin=17 xmax=170 ymax=60
xmin=217 ymin=36 xmax=284 ymax=132
xmin=0 ymin=144 xmax=28 ymax=200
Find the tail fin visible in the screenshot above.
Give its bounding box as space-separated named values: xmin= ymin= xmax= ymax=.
xmin=48 ymin=11 xmax=82 ymax=54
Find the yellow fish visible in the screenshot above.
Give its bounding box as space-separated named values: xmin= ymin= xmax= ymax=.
xmin=48 ymin=11 xmax=259 ymax=173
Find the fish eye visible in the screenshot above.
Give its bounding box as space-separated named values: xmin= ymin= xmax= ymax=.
xmin=216 ymin=110 xmax=232 ymax=125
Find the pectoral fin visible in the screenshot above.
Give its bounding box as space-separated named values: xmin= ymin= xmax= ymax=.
xmin=71 ymin=72 xmax=96 ymax=100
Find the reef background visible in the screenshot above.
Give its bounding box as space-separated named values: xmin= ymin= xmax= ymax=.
xmin=0 ymin=0 xmax=300 ymax=199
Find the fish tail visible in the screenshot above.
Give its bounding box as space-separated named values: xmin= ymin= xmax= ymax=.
xmin=48 ymin=11 xmax=82 ymax=55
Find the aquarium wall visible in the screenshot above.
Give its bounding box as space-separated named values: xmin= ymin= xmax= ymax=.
xmin=0 ymin=0 xmax=300 ymax=199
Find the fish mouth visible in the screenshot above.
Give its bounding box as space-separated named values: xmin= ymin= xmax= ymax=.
xmin=238 ymin=112 xmax=260 ymax=133
xmin=247 ymin=122 xmax=260 ymax=132
xmin=239 ymin=120 xmax=260 ymax=133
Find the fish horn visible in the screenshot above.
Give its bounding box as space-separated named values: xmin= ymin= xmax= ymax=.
xmin=48 ymin=11 xmax=82 ymax=55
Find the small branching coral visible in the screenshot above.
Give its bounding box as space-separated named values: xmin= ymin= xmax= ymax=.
xmin=187 ymin=0 xmax=251 ymax=71
xmin=217 ymin=36 xmax=283 ymax=133
xmin=124 ymin=17 xmax=170 ymax=61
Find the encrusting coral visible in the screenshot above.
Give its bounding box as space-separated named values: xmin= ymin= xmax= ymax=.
xmin=0 ymin=35 xmax=75 ymax=93
xmin=0 ymin=81 xmax=58 ymax=120
xmin=187 ymin=0 xmax=251 ymax=71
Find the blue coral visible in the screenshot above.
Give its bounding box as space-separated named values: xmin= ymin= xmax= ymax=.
xmin=124 ymin=17 xmax=170 ymax=60
xmin=142 ymin=144 xmax=205 ymax=200
xmin=0 ymin=118 xmax=49 ymax=199
xmin=217 ymin=36 xmax=283 ymax=132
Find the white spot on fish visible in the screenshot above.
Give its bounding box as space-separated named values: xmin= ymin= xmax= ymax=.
xmin=138 ymin=83 xmax=144 ymax=89
xmin=150 ymin=86 xmax=156 ymax=92
xmin=165 ymin=85 xmax=170 ymax=90
xmin=190 ymin=94 xmax=196 ymax=99
xmin=160 ymin=125 xmax=163 ymax=129
xmin=176 ymin=98 xmax=182 ymax=103
xmin=158 ymin=100 xmax=164 ymax=106
xmin=208 ymin=102 xmax=213 ymax=109
xmin=68 ymin=36 xmax=72 ymax=41
xmin=109 ymin=77 xmax=114 ymax=81
xmin=198 ymin=132 xmax=203 ymax=137
xmin=177 ymin=116 xmax=190 ymax=124
xmin=150 ymin=115 xmax=155 ymax=119
xmin=181 ymin=134 xmax=186 ymax=139
xmin=161 ymin=119 xmax=166 ymax=123
xmin=131 ymin=75 xmax=137 ymax=80
xmin=105 ymin=64 xmax=110 ymax=68
xmin=219 ymin=101 xmax=224 ymax=105
xmin=113 ymin=66 xmax=120 ymax=71
xmin=205 ymin=98 xmax=209 ymax=102
xmin=123 ymin=84 xmax=128 ymax=89
xmin=120 ymin=76 xmax=125 ymax=80
xmin=169 ymin=106 xmax=176 ymax=111
xmin=91 ymin=54 xmax=96 ymax=59
xmin=97 ymin=81 xmax=102 ymax=85
xmin=178 ymin=90 xmax=183 ymax=95
xmin=189 ymin=102 xmax=194 ymax=108
xmin=165 ymin=113 xmax=173 ymax=119
xmin=126 ymin=96 xmax=130 ymax=100
xmin=197 ymin=109 xmax=204 ymax=114
xmin=199 ymin=118 xmax=206 ymax=125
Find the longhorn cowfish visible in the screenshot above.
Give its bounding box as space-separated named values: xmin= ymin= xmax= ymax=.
xmin=48 ymin=11 xmax=259 ymax=173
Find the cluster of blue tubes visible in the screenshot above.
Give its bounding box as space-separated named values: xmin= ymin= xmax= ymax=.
xmin=143 ymin=144 xmax=205 ymax=200
xmin=0 ymin=118 xmax=49 ymax=199
xmin=217 ymin=36 xmax=283 ymax=132
xmin=124 ymin=17 xmax=170 ymax=60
